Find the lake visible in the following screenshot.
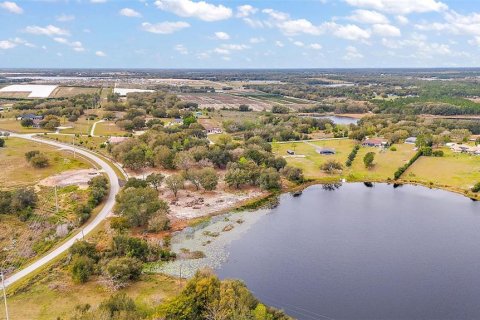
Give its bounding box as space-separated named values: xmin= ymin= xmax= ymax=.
xmin=216 ymin=183 xmax=480 ymax=320
xmin=313 ymin=115 xmax=359 ymax=125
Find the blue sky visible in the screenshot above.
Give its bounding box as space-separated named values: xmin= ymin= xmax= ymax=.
xmin=0 ymin=0 xmax=479 ymax=68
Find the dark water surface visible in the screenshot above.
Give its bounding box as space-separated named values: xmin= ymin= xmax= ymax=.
xmin=216 ymin=184 xmax=480 ymax=320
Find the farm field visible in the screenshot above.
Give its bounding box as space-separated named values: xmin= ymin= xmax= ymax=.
xmin=0 ymin=138 xmax=91 ymax=188
xmin=50 ymin=86 xmax=99 ymax=98
xmin=403 ymin=148 xmax=480 ymax=193
xmin=94 ymin=121 xmax=126 ymax=136
xmin=178 ymin=92 xmax=271 ymax=111
xmin=348 ymin=144 xmax=417 ymax=181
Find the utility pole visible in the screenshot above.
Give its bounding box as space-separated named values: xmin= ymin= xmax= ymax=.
xmin=72 ymin=135 xmax=76 ymax=159
xmin=1 ymin=272 xmax=9 ymax=320
xmin=54 ymin=185 xmax=59 ymax=214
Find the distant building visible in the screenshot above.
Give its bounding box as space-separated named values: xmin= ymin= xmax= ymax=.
xmin=362 ymin=138 xmax=388 ymax=148
xmin=198 ymin=119 xmax=222 ymax=134
xmin=18 ymin=113 xmax=43 ymax=121
xmin=316 ymin=148 xmax=336 ymax=155
xmin=405 ymin=137 xmax=417 ymax=144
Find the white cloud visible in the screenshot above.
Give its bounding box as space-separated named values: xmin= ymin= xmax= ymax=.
xmin=95 ymin=50 xmax=106 ymax=57
xmin=349 ymin=10 xmax=389 ymax=24
xmin=174 ymin=44 xmax=188 ymax=54
xmin=236 ymin=4 xmax=257 ymax=18
xmin=396 ymin=15 xmax=409 ymax=25
xmin=90 ymin=0 xmax=107 ymax=3
xmin=53 ymin=37 xmax=85 ymax=52
xmin=262 ymin=8 xmax=289 ymax=21
xmin=469 ymin=36 xmax=480 ymax=46
xmin=141 ymin=21 xmax=190 ymax=34
xmin=345 ymin=0 xmax=448 ymax=15
xmin=0 ymin=1 xmax=23 ymax=14
xmin=12 ymin=37 xmax=35 ymax=48
xmin=24 ymin=25 xmax=70 ymax=37
xmin=56 ymin=14 xmax=75 ymax=22
xmin=329 ymin=23 xmax=371 ymax=41
xmin=278 ymin=18 xmax=323 ymax=36
xmin=243 ymin=18 xmax=264 ymax=28
xmin=275 ymin=40 xmax=284 ymax=47
xmin=310 ymin=43 xmax=322 ymax=50
xmin=154 ymin=0 xmax=232 ymax=22
xmin=213 ymin=43 xmax=249 ymax=55
xmin=343 ymin=46 xmax=363 ymax=60
xmin=214 ymin=31 xmax=230 ymax=40
xmin=0 ymin=40 xmax=16 ymax=49
xmin=120 ymin=8 xmax=142 ymax=18
xmin=293 ymin=41 xmax=304 ymax=47
xmin=249 ymin=37 xmax=264 ymax=44
xmin=372 ymin=24 xmax=401 ymax=37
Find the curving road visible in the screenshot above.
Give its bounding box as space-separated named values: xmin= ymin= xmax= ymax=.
xmin=4 ymin=133 xmax=121 ymax=288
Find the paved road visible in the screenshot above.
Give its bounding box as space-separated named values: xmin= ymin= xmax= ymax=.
xmin=4 ymin=133 xmax=121 ymax=288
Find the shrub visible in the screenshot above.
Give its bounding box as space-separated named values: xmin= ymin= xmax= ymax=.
xmin=71 ymin=255 xmax=95 ymax=284
xmin=390 ymin=146 xmax=397 ymax=151
xmin=321 ymin=160 xmax=343 ymax=174
xmin=104 ymin=257 xmax=142 ymax=289
xmin=472 ymin=182 xmax=480 ymax=193
xmin=0 ymin=138 xmax=4 ymax=148
xmin=30 ymin=154 xmax=49 ymax=168
xmin=25 ymin=150 xmax=40 ymax=161
xmin=363 ymin=152 xmax=375 ymax=168
xmin=258 ymin=168 xmax=281 ymax=190
xmin=280 ymin=166 xmax=304 ymax=183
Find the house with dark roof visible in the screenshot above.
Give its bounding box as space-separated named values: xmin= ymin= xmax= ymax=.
xmin=316 ymin=148 xmax=336 ymax=155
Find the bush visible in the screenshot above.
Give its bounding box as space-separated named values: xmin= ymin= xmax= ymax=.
xmin=0 ymin=138 xmax=4 ymax=148
xmin=394 ymin=150 xmax=423 ymax=180
xmin=346 ymin=144 xmax=360 ymax=167
xmin=390 ymin=146 xmax=397 ymax=151
xmin=472 ymin=182 xmax=480 ymax=193
xmin=258 ymin=168 xmax=281 ymax=190
xmin=71 ymin=255 xmax=95 ymax=284
xmin=280 ymin=166 xmax=304 ymax=183
xmin=30 ymin=154 xmax=49 ymax=168
xmin=148 ymin=214 xmax=171 ymax=232
xmin=198 ymin=167 xmax=219 ymax=191
xmin=25 ymin=150 xmax=40 ymax=161
xmin=363 ymin=152 xmax=375 ymax=168
xmin=104 ymin=257 xmax=142 ymax=289
xmin=112 ymin=235 xmax=149 ymax=261
xmin=321 ymin=160 xmax=343 ymax=174
xmin=20 ymin=118 xmax=34 ymax=127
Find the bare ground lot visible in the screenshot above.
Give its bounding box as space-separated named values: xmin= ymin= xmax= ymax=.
xmin=38 ymin=168 xmax=101 ymax=189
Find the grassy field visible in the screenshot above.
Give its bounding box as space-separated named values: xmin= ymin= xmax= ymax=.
xmin=273 ymin=139 xmax=356 ymax=180
xmin=403 ymin=148 xmax=480 ymax=193
xmin=43 ymin=134 xmax=108 ymax=152
xmin=0 ymin=118 xmax=50 ymax=133
xmin=94 ymin=121 xmax=126 ymax=136
xmin=348 ymin=144 xmax=417 ymax=181
xmin=2 ymin=266 xmax=180 ymax=320
xmin=51 ymin=86 xmax=100 ymax=98
xmin=0 ymin=137 xmax=91 ymax=188
xmin=59 ymin=116 xmax=93 ymax=135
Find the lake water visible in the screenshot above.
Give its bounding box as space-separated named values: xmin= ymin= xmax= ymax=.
xmin=216 ymin=183 xmax=480 ymax=320
xmin=314 ymin=115 xmax=358 ymax=125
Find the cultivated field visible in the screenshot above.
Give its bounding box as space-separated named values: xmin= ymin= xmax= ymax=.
xmin=50 ymin=86 xmax=100 ymax=98
xmin=178 ymin=93 xmax=272 ymax=111
xmin=0 ymin=138 xmax=91 ymax=188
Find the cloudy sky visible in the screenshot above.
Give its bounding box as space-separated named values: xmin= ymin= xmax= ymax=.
xmin=0 ymin=0 xmax=479 ymax=68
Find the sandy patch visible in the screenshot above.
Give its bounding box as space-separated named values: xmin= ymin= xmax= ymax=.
xmin=166 ymin=188 xmax=264 ymax=220
xmin=38 ymin=169 xmax=101 ymax=189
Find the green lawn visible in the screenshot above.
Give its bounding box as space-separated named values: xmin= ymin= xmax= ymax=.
xmin=348 ymin=144 xmax=417 ymax=181
xmin=0 ymin=118 xmax=50 ymax=133
xmin=0 ymin=138 xmax=91 ymax=188
xmin=273 ymin=139 xmax=356 ymax=180
xmin=94 ymin=121 xmax=126 ymax=136
xmin=403 ymin=148 xmax=480 ymax=194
